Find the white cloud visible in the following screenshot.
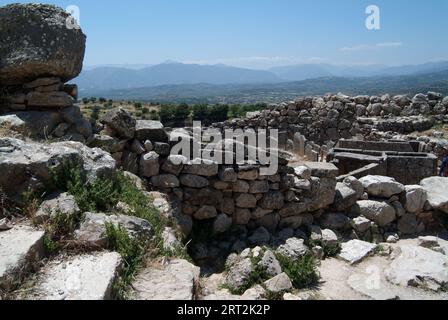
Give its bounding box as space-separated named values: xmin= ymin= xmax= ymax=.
xmin=340 ymin=42 xmax=403 ymax=52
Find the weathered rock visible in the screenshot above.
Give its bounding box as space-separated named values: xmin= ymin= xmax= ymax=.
xmin=248 ymin=227 xmax=271 ymax=246
xmin=353 ymin=200 xmax=397 ymax=227
xmin=154 ymin=142 xmax=171 ymax=156
xmin=101 ymin=108 xmax=136 ymax=139
xmin=135 ymin=120 xmax=168 ymax=143
xmin=302 ymin=161 xmax=339 ymax=178
xmin=180 ymin=174 xmax=209 ymax=188
xmin=397 ymin=214 xmax=418 ymax=235
xmin=161 ymin=155 xmax=186 ymax=175
xmin=139 ymin=152 xmax=160 ymax=178
xmin=235 ymin=194 xmax=258 ymax=209
xmin=34 ymin=192 xmax=80 ymax=224
xmin=0 ymin=225 xmax=45 ymax=290
xmin=321 ymin=229 xmax=339 ymax=247
xmin=251 ymin=207 xmax=273 ymax=220
xmin=131 ymin=259 xmax=200 ymax=300
xmin=276 ymin=238 xmax=309 ymax=260
xmin=0 ymin=138 xmax=115 ymax=202
xmin=26 ymin=91 xmax=73 ymax=108
xmin=418 ymin=236 xmax=440 ymax=249
xmin=194 ymin=206 xmax=218 ymax=220
xmin=385 ymin=245 xmax=448 ymax=292
xmin=183 ymin=159 xmax=219 ymax=177
xmin=75 ymin=212 xmax=153 ymax=248
xmin=88 ymin=135 xmax=122 ymax=153
xmin=320 ymin=213 xmax=350 ymax=230
xmin=404 ymin=185 xmax=427 ymax=214
xmin=225 ymin=258 xmax=254 ymax=292
xmin=0 ymin=4 xmax=86 ymax=85
xmin=234 ymin=208 xmax=251 ymax=225
xmin=237 ymin=168 xmax=259 ymax=181
xmin=249 ymin=180 xmax=269 ymax=194
xmin=150 ymin=174 xmax=180 ymax=188
xmin=219 ymin=167 xmax=237 ymax=182
xmin=0 ymin=111 xmax=62 ymax=138
xmin=233 ymin=180 xmax=250 ymax=193
xmin=350 ymin=216 xmax=372 ymax=233
xmin=241 ymin=285 xmax=266 ymax=300
xmin=294 ymin=166 xmax=311 ymax=180
xmin=338 ymin=240 xmax=377 ymax=265
xmin=259 ymin=192 xmax=285 ymax=210
xmin=213 ymin=214 xmax=232 ymax=234
xmin=22 ymin=252 xmax=122 ymax=300
xmin=333 ymin=182 xmax=359 ymax=211
xmin=130 ymin=140 xmax=145 ymax=155
xmin=258 ymin=250 xmax=282 ymax=277
xmin=420 ymin=177 xmax=448 ymax=213
xmin=359 ymin=176 xmax=405 ymax=198
xmin=264 ymin=273 xmax=293 ymax=293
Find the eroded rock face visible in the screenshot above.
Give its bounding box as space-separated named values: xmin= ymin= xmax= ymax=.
xmin=0 ymin=4 xmax=86 ymax=85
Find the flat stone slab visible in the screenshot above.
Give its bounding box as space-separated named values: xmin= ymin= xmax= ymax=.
xmin=21 ymin=252 xmax=122 ymax=300
xmin=347 ymin=272 xmax=400 ymax=301
xmin=385 ymin=245 xmax=448 ymax=292
xmin=131 ymin=259 xmax=200 ymax=300
xmin=297 ymin=162 xmax=339 ymax=178
xmin=338 ymin=240 xmax=378 ymax=265
xmin=0 ymin=225 xmax=45 ymax=289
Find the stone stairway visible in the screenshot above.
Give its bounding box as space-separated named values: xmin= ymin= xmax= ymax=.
xmin=0 ymin=223 xmax=123 ymax=300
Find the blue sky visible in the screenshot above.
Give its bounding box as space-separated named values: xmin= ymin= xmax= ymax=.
xmin=2 ymin=0 xmax=448 ymax=69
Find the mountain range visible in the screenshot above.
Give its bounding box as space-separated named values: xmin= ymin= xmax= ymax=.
xmin=76 ymin=61 xmax=448 ymax=93
xmin=82 ymin=69 xmax=448 ymax=105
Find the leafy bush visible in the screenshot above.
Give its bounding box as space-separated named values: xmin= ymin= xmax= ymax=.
xmin=276 ymin=253 xmax=320 ymax=289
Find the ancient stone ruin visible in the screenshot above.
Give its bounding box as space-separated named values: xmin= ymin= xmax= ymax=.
xmin=1 ymin=3 xmax=448 ymax=301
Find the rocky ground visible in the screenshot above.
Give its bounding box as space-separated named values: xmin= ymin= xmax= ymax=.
xmin=1 ymin=3 xmax=448 ymax=301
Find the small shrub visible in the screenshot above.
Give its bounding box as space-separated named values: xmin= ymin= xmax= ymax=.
xmin=105 ymin=223 xmax=145 ymax=300
xmin=276 ymin=254 xmax=320 ymax=289
xmin=308 ymin=239 xmax=342 ymax=258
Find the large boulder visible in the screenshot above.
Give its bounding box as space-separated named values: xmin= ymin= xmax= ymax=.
xmin=420 ymin=177 xmax=448 ymax=214
xmin=100 ymin=108 xmax=136 ymax=139
xmin=135 ymin=120 xmax=168 ymax=143
xmin=0 ymin=138 xmax=115 ymax=203
xmin=359 ymin=176 xmax=405 ymax=198
xmin=404 ymin=185 xmax=427 ymax=214
xmin=352 ymin=200 xmax=397 ymax=227
xmin=0 ymin=4 xmax=86 ymax=85
xmin=75 ymin=212 xmax=154 ymax=248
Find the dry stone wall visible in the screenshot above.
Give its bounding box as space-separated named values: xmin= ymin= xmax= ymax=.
xmin=212 ymin=93 xmax=448 ymax=147
xmin=94 ymin=108 xmax=339 ymax=237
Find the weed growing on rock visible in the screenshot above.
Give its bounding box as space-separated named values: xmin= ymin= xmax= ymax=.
xmin=307 ymin=238 xmax=342 ymax=258
xmin=276 ymin=253 xmax=320 ymax=289
xmin=105 ymin=223 xmax=145 ymax=300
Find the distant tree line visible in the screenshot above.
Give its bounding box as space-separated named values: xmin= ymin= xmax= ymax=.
xmin=158 ymin=102 xmax=267 ymax=127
